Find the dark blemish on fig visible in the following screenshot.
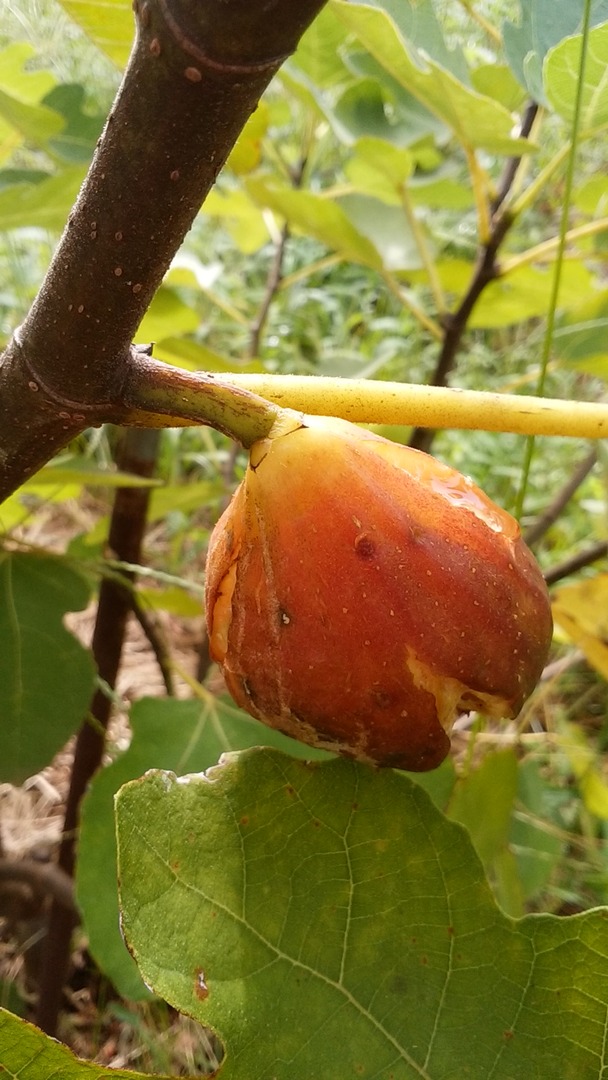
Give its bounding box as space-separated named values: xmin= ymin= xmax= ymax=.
xmin=279 ymin=608 xmax=292 ymax=627
xmin=371 ymin=689 xmax=394 ymax=709
xmin=354 ymin=532 xmax=376 ymax=560
xmin=249 ymin=450 xmax=267 ymax=472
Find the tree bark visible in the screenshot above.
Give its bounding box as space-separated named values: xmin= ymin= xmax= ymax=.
xmin=0 ymin=0 xmax=328 ymax=500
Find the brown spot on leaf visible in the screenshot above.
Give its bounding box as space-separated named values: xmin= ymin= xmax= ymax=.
xmin=194 ymin=968 xmax=209 ymax=1001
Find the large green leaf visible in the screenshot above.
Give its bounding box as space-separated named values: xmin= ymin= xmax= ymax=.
xmin=78 ymin=697 xmax=330 ymax=999
xmin=337 ymin=193 xmax=422 ymax=271
xmin=44 ymin=84 xmax=105 ymax=163
xmin=0 ymin=44 xmax=58 ymax=163
xmin=0 ymin=553 xmax=95 ymax=784
xmin=503 ymin=0 xmax=608 ymax=105
xmin=291 ymin=4 xmax=351 ymax=86
xmin=246 ymin=178 xmax=382 ymax=268
xmin=545 ymin=21 xmax=608 ymax=129
xmin=0 ymin=90 xmax=63 ymax=148
xmin=135 ymin=285 xmax=200 ymax=346
xmin=117 ymin=748 xmax=608 ymax=1080
xmin=421 ymin=259 xmax=594 ymax=328
xmin=57 ymin=0 xmax=133 ymax=67
xmin=0 ymin=1007 xmax=175 ymax=1080
xmin=353 ymin=0 xmax=469 ymax=83
xmin=0 ymin=166 xmax=86 ymax=232
xmin=331 ymin=0 xmax=533 ymax=156
xmin=553 ymin=290 xmax=608 ymax=376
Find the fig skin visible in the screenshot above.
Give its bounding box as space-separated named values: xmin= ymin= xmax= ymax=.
xmin=205 ymin=415 xmax=552 ymax=771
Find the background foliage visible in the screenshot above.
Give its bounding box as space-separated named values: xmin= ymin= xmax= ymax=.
xmin=1 ymin=0 xmax=608 ymax=1076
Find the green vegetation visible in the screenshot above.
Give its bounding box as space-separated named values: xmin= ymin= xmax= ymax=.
xmin=1 ymin=0 xmax=608 ymax=1076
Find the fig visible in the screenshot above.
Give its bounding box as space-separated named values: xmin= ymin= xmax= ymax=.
xmin=205 ymin=414 xmax=552 ymax=771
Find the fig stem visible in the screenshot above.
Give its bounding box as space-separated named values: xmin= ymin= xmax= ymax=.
xmin=212 ymin=374 xmax=608 ymax=440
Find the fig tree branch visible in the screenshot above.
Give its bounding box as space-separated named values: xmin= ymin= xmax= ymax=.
xmin=0 ymin=0 xmax=328 ymax=502
xmin=212 ymin=373 xmax=608 ymax=440
xmin=409 ymin=102 xmax=539 ymax=453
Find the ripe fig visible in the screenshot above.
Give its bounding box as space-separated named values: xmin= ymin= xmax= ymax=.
xmin=205 ymin=414 xmax=552 ymax=771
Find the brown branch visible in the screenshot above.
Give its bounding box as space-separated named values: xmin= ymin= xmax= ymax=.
xmin=0 ymin=0 xmax=329 ymax=500
xmin=409 ymin=104 xmax=538 ymax=454
xmin=247 ymin=152 xmax=308 ymax=358
xmin=544 ymin=541 xmax=608 ymax=586
xmin=524 ymin=448 xmax=597 ymax=547
xmin=0 ymin=859 xmax=76 ymax=913
xmin=247 ymin=224 xmax=290 ymax=359
xmin=130 ymin=591 xmax=176 ymax=696
xmin=35 ymin=427 xmax=160 ymax=1036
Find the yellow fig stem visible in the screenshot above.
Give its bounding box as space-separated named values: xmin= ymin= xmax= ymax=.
xmin=218 ymin=374 xmax=608 ymax=440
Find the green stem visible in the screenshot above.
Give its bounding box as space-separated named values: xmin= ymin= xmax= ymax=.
xmin=501 ymin=217 xmax=608 ymax=276
xmin=216 ymin=373 xmax=608 ymax=440
xmin=400 ymin=184 xmax=446 ymax=313
xmin=381 ymin=271 xmax=443 ymax=340
xmin=515 ymin=0 xmax=593 ymax=517
xmin=121 ymin=354 xmax=284 ymax=447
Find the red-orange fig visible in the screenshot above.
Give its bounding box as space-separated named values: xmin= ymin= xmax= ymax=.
xmin=205 ymin=414 xmax=552 ymax=771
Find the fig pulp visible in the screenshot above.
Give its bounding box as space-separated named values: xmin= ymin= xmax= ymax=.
xmin=205 ymin=415 xmax=552 ymax=771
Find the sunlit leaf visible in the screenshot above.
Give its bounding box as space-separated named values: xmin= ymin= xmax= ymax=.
xmin=346 ymin=137 xmax=414 ymax=205
xmin=332 ymin=0 xmax=534 ymax=155
xmin=226 ymin=103 xmax=269 ymax=176
xmin=137 ymin=584 xmax=201 ymax=617
xmin=503 ymin=0 xmax=608 ymax=104
xmin=573 ymin=176 xmax=608 ymax=215
xmin=57 ymin=0 xmax=133 ymax=67
xmin=25 ymin=463 xmax=161 ymax=489
xmin=291 ymin=5 xmax=350 ymax=86
xmin=554 ymin=290 xmax=608 ymax=376
xmin=423 ymin=259 xmax=594 ymax=328
xmin=117 ymin=748 xmax=608 ymax=1079
xmin=545 ymin=21 xmax=608 ymax=129
xmin=552 ymin=573 xmax=608 ymax=681
xmin=559 ymin=722 xmax=608 ymax=821
xmin=135 ymin=285 xmax=200 ymax=346
xmin=358 ymin=0 xmax=469 ymax=83
xmin=152 ymin=337 xmax=261 ymax=373
xmin=338 ymin=193 xmax=422 ymax=271
xmin=43 ymin=84 xmax=105 ymax=163
xmin=201 ymin=187 xmax=270 ymax=254
xmin=246 ymin=178 xmax=382 ymax=268
xmin=0 ymin=166 xmax=86 ymax=231
xmin=0 ymin=44 xmax=57 ymax=163
xmin=471 ymin=63 xmax=526 ymax=111
xmin=0 ymin=90 xmax=64 ymax=147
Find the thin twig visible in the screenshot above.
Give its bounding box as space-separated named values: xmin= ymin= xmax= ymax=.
xmin=0 ymin=859 xmax=76 ymax=913
xmin=492 ymin=103 xmax=539 ymax=213
xmin=544 ymin=541 xmax=608 ymax=586
xmin=35 ymin=428 xmax=160 ymax=1036
xmin=247 ymin=152 xmax=307 ymax=358
xmin=130 ymin=593 xmax=176 ymax=696
xmin=247 ymin=225 xmax=290 ymax=359
xmin=524 ymin=449 xmax=597 ymax=547
xmin=409 ymin=104 xmax=538 ymax=453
